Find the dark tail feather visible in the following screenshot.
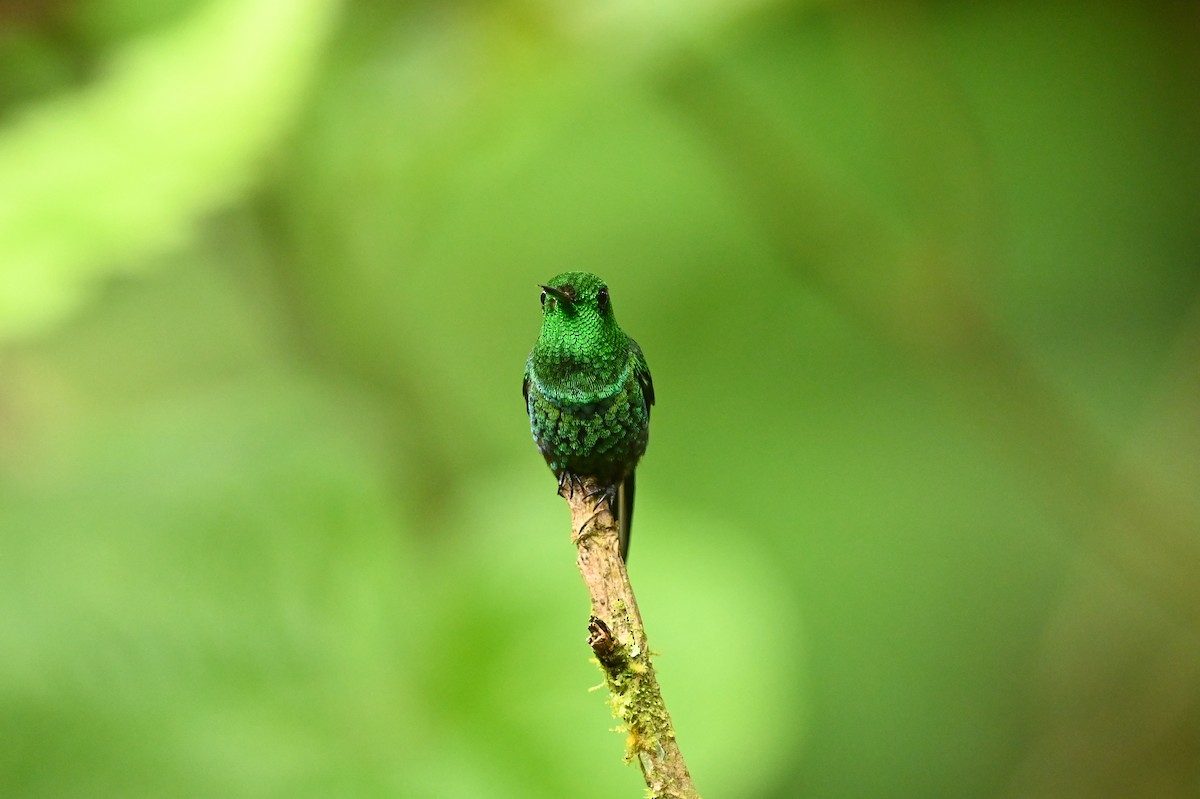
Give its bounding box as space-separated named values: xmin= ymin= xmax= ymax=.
xmin=617 ymin=472 xmax=634 ymax=562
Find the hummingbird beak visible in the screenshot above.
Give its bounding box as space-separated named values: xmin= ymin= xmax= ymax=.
xmin=539 ymin=284 xmax=576 ymax=304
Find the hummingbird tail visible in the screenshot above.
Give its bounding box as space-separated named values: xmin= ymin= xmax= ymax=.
xmin=617 ymin=472 xmax=634 ymax=562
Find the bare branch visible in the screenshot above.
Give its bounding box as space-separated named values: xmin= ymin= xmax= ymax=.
xmin=561 ymin=478 xmax=701 ymax=799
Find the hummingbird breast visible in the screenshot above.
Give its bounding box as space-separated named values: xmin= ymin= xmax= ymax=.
xmin=526 ymin=359 xmax=649 ymax=482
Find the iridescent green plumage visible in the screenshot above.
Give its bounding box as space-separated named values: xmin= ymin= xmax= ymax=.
xmin=523 ymin=272 xmax=654 ymax=560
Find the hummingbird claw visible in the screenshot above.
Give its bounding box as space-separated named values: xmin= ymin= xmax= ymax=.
xmin=558 ymin=471 xmax=584 ymax=499
xmin=571 ymin=482 xmax=618 ymax=546
xmin=585 ymin=483 xmax=618 ymax=515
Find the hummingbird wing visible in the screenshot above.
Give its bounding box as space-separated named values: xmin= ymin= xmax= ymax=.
xmin=632 ymin=340 xmax=654 ymax=414
xmin=522 ymin=353 xmax=532 ymax=414
xmin=619 ymin=341 xmax=654 ymax=563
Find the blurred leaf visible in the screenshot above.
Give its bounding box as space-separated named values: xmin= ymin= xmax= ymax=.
xmin=0 ymin=0 xmax=338 ymax=341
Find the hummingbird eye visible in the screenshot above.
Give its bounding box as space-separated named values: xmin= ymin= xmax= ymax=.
xmin=597 ymin=287 xmax=609 ymax=310
xmin=540 ymin=290 xmax=547 ymax=307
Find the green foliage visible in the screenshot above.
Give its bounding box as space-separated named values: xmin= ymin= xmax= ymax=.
xmin=0 ymin=0 xmax=336 ymax=341
xmin=2 ymin=2 xmax=1198 ymax=798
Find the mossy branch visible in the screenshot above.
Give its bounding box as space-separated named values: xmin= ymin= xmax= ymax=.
xmin=561 ymin=478 xmax=700 ymax=799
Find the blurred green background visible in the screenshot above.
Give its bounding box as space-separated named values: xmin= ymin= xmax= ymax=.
xmin=1 ymin=1 xmax=1198 ymax=797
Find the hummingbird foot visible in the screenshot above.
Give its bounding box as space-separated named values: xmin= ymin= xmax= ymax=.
xmin=584 ymin=483 xmax=618 ymax=516
xmin=571 ymin=482 xmax=618 ymax=546
xmin=557 ymin=470 xmax=584 ymax=500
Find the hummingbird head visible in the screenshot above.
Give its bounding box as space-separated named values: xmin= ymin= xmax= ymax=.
xmin=535 ymin=271 xmax=623 ymax=361
xmin=538 ymin=271 xmax=614 ymax=321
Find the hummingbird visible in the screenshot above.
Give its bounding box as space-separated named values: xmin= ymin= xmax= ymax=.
xmin=523 ymin=272 xmax=654 ymax=561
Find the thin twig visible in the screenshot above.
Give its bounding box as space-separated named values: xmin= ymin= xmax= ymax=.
xmin=561 ymin=478 xmax=700 ymax=799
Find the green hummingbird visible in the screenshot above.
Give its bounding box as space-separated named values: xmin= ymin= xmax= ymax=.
xmin=523 ymin=272 xmax=654 ymax=561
